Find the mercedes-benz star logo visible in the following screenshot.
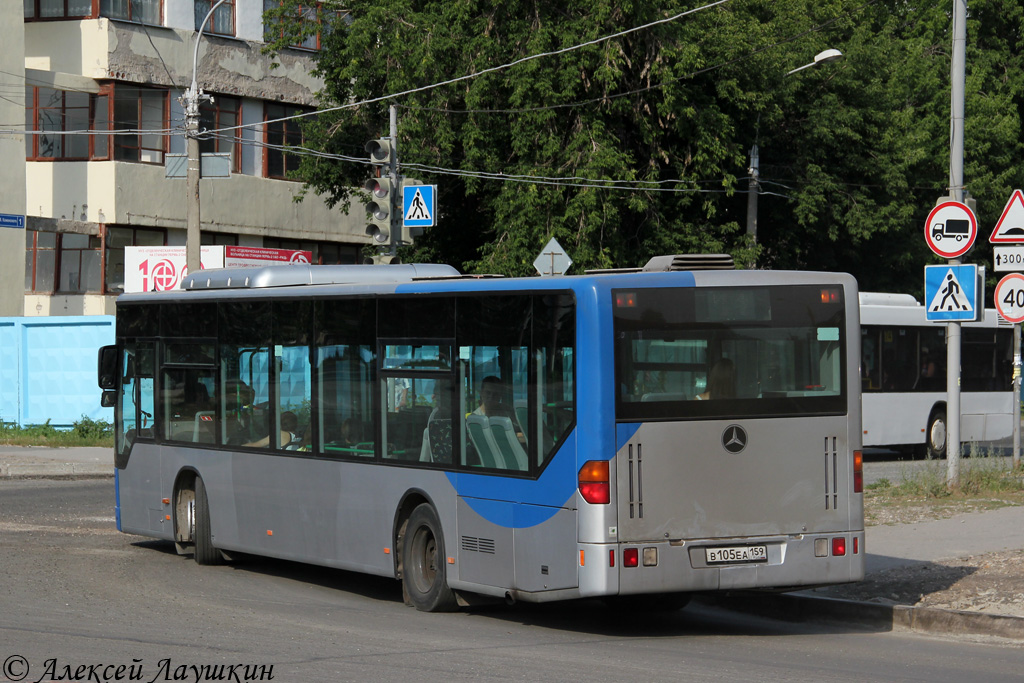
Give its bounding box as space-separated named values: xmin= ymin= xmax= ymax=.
xmin=722 ymin=425 xmax=747 ymax=454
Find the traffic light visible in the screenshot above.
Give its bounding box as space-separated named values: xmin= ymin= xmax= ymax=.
xmin=400 ymin=177 xmax=424 ymax=244
xmin=363 ymin=175 xmax=392 ymax=244
xmin=365 ymin=138 xmax=392 ymax=165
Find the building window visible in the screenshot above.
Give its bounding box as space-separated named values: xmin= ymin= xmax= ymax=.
xmin=59 ymin=233 xmax=103 ymax=293
xmin=264 ymin=1 xmax=325 ymax=50
xmin=25 ymin=230 xmax=102 ymax=294
xmin=100 ymin=0 xmax=161 ymax=24
xmin=25 ymin=230 xmax=56 ymax=293
xmin=25 ymin=0 xmax=93 ymax=19
xmin=105 ymin=226 xmax=166 ymax=294
xmin=201 ymin=233 xmax=238 ymax=246
xmin=265 ymin=103 xmax=306 ymax=180
xmin=25 ymin=86 xmax=110 ymax=160
xmin=264 ymin=238 xmax=359 ymax=265
xmin=195 ymin=0 xmax=233 ymax=36
xmin=113 ymin=85 xmax=166 ymax=164
xmin=199 ymin=95 xmax=240 ymax=172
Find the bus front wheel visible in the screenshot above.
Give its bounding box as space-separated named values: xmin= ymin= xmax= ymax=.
xmin=401 ymin=504 xmax=457 ymax=612
xmin=194 ymin=477 xmax=223 ymax=565
xmin=926 ymin=411 xmax=947 ymax=460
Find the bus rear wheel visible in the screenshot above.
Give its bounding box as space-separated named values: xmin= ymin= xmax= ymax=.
xmin=926 ymin=411 xmax=947 ymax=460
xmin=194 ymin=477 xmax=223 ymax=566
xmin=401 ymin=504 xmax=457 ymax=612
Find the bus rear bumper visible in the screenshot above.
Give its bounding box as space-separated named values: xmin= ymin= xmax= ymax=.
xmin=580 ymin=532 xmax=865 ymax=597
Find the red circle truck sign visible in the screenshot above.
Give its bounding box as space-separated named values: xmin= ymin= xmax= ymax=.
xmin=924 ymin=201 xmax=977 ymax=258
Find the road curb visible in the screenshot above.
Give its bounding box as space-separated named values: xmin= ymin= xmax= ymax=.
xmin=0 ymin=462 xmax=114 ymax=478
xmin=700 ymin=591 xmax=1024 ymax=641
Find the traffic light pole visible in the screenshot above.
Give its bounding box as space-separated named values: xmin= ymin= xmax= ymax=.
xmin=946 ymin=0 xmax=966 ymax=487
xmin=389 ymin=104 xmax=399 ymax=258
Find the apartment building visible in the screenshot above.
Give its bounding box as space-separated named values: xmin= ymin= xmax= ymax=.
xmin=3 ymin=0 xmax=366 ymax=317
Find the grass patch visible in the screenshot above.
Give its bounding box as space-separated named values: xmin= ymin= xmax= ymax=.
xmin=865 ymin=457 xmax=1024 ymax=525
xmin=0 ymin=416 xmax=114 ymax=448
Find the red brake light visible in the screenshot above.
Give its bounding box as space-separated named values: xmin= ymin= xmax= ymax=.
xmin=853 ymin=450 xmax=863 ymax=493
xmin=578 ymin=460 xmax=610 ymax=504
xmin=615 ymin=292 xmax=637 ymax=308
xmin=623 ymin=548 xmax=639 ymax=567
xmin=832 ymin=537 xmax=847 ymax=556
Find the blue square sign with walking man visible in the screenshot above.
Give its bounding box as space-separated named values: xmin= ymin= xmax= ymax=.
xmin=403 ymin=185 xmax=436 ymax=228
xmin=924 ymin=264 xmax=979 ymax=322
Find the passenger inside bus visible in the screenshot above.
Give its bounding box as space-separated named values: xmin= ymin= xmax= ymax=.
xmin=696 ymin=358 xmax=736 ymax=400
xmin=244 ymin=410 xmax=299 ymax=448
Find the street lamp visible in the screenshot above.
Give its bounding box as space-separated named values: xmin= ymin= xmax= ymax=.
xmin=785 ymin=48 xmax=843 ymax=76
xmin=183 ymin=0 xmax=228 ymax=275
xmin=748 ymin=49 xmax=844 ymax=251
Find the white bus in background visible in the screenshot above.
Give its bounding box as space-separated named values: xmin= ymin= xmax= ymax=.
xmin=859 ymin=292 xmax=1014 ymax=458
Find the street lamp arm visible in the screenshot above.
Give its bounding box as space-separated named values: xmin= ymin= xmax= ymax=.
xmin=189 ymin=0 xmax=228 ymax=108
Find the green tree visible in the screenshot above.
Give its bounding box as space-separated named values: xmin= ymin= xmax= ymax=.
xmin=264 ymin=0 xmax=1024 ymax=291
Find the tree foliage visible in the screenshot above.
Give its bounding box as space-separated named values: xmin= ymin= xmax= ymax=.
xmin=264 ymin=0 xmax=1024 ymax=292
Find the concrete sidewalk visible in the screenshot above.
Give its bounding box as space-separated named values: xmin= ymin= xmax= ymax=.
xmin=2 ymin=446 xmax=1022 ymax=638
xmin=0 ymin=446 xmax=113 ymax=478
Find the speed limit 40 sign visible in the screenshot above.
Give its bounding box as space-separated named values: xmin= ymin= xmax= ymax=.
xmin=994 ymin=272 xmax=1024 ymax=323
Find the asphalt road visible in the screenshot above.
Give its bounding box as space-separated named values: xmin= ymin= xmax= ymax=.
xmin=1 ymin=480 xmax=1021 ymax=683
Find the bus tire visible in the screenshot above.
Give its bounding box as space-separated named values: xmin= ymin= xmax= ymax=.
xmin=401 ymin=504 xmax=457 ymax=612
xmin=194 ymin=477 xmax=223 ymax=566
xmin=926 ymin=410 xmax=947 ymax=460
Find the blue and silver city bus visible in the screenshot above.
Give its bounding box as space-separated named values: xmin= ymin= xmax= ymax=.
xmin=98 ymin=257 xmax=864 ymax=611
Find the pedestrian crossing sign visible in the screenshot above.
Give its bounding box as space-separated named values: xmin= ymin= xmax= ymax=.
xmin=924 ymin=264 xmax=980 ymax=322
xmin=403 ymin=184 xmax=436 ymax=228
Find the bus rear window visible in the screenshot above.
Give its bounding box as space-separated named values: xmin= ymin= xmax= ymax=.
xmin=614 ymin=285 xmax=847 ymax=420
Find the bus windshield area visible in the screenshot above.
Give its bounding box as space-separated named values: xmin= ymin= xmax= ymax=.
xmin=614 ymin=285 xmax=847 ymax=420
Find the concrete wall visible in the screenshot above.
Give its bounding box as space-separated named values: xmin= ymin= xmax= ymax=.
xmin=25 ymin=19 xmax=321 ymax=106
xmin=0 ymin=0 xmax=27 ymax=316
xmin=25 ymin=161 xmax=363 ymax=241
xmin=0 ymin=316 xmax=115 ymax=427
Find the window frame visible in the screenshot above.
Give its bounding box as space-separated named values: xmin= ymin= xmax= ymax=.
xmin=198 ymin=94 xmax=241 ymax=173
xmin=263 ymin=102 xmax=307 ymax=180
xmin=25 ymin=85 xmax=111 ymax=161
xmin=99 ymin=0 xmax=163 ymax=25
xmin=112 ymin=83 xmax=168 ymax=165
xmin=195 ymin=0 xmax=235 ymax=37
xmin=25 ymin=0 xmax=96 ymax=20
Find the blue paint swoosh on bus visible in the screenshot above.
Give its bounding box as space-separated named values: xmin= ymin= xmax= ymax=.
xmin=616 ymin=423 xmax=641 ymax=451
xmin=447 ymin=429 xmax=578 ymax=527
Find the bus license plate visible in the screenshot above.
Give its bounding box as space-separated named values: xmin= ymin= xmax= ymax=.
xmin=705 ymin=545 xmax=768 ymax=565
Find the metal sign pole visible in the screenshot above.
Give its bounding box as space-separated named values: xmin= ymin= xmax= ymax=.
xmin=1014 ymin=323 xmax=1021 ymax=468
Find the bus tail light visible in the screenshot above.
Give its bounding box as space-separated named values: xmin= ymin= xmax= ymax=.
xmin=832 ymin=537 xmax=846 ymax=556
xmin=578 ymin=460 xmax=610 ymax=504
xmin=623 ymin=548 xmax=639 ymax=567
xmin=853 ymin=450 xmax=863 ymax=493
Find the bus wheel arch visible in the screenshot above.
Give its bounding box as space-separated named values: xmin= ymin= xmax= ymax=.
xmin=926 ymin=404 xmax=947 ymax=460
xmin=172 ymin=470 xmax=198 ymax=554
xmin=397 ymin=499 xmax=457 ymax=612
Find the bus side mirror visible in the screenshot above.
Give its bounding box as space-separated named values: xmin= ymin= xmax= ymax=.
xmin=98 ymin=345 xmax=118 ymax=390
xmin=101 ymin=390 xmax=117 ymax=408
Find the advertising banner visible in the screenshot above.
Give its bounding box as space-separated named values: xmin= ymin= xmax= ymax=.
xmin=124 ymin=246 xmax=312 ymax=293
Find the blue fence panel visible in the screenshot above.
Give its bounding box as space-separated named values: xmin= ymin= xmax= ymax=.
xmin=0 ymin=316 xmax=115 ymax=427
xmin=0 ymin=321 xmax=19 ymax=424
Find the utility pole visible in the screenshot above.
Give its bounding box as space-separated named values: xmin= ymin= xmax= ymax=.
xmin=947 ymin=0 xmax=967 ymax=487
xmin=182 ymin=0 xmax=226 ymax=276
xmin=746 ymin=144 xmax=759 ymax=243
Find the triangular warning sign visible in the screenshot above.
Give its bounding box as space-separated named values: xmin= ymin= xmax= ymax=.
xmin=928 ymin=269 xmax=974 ymax=312
xmin=404 ymin=189 xmax=432 ymax=222
xmin=990 ymin=189 xmax=1024 ymax=243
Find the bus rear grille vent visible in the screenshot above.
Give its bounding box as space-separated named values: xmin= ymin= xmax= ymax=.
xmin=628 ymin=443 xmax=644 ymax=519
xmin=643 ymin=254 xmax=735 ymax=272
xmin=461 ymin=536 xmax=496 ymax=554
xmin=824 ymin=436 xmax=839 ymax=510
